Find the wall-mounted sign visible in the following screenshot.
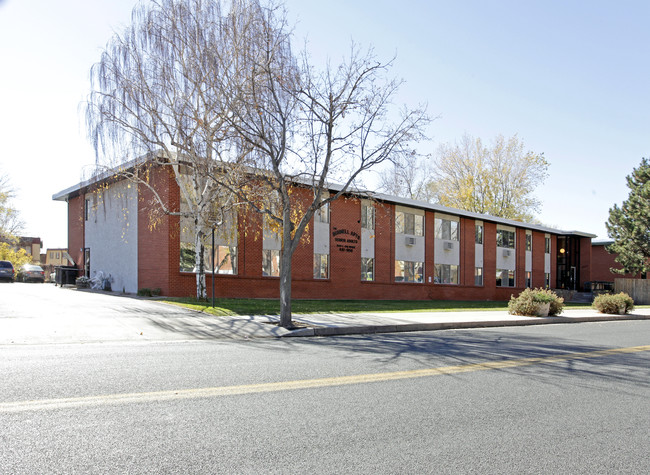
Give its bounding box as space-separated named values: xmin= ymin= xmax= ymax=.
xmin=332 ymin=228 xmax=359 ymax=253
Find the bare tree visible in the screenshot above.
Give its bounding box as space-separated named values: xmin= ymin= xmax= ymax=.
xmin=86 ymin=0 xmax=251 ymax=298
xmin=215 ymin=1 xmax=429 ymax=327
xmin=377 ymin=153 xmax=436 ymax=202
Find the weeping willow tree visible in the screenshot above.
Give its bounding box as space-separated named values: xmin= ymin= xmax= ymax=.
xmin=85 ymin=0 xmax=258 ymax=298
xmin=87 ymin=0 xmax=429 ymax=324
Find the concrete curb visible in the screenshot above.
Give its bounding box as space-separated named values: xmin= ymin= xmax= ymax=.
xmin=281 ymin=314 xmax=650 ymax=338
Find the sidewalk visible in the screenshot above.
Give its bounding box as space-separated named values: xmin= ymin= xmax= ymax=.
xmin=216 ymin=307 xmax=650 ymax=339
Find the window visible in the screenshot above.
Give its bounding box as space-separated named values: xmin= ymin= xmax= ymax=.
xmin=395 ymin=211 xmax=424 ymax=236
xmin=525 ymin=271 xmax=532 ymax=288
xmin=315 ymin=202 xmax=329 ymax=223
xmin=361 ymin=204 xmax=374 ymax=230
xmin=545 ymin=237 xmax=551 ymax=254
xmin=475 ymin=267 xmax=483 ymax=286
xmin=361 ymin=257 xmax=374 ymax=281
xmin=213 ymin=245 xmax=237 ymax=274
xmin=434 ymin=264 xmax=458 ymax=284
xmin=262 ymin=249 xmax=280 ymax=277
xmin=545 ymin=273 xmax=551 ymax=288
xmin=496 ymin=229 xmax=515 ymax=249
xmin=475 ymin=224 xmax=483 ymax=244
xmin=314 ymin=253 xmax=329 ymax=279
xmin=180 ymin=243 xmax=238 ymax=274
xmin=496 ymin=269 xmax=515 ymax=287
xmin=526 ymin=234 xmax=532 ymax=251
xmin=84 ymin=199 xmax=90 ymax=221
xmin=395 ymin=260 xmax=423 ymax=283
xmin=435 ymin=218 xmax=459 ymax=241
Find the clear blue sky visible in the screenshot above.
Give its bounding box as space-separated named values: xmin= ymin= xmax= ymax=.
xmin=1 ymin=0 xmax=648 ymax=249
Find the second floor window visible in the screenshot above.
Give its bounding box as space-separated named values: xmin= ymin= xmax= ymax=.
xmin=475 ymin=224 xmax=483 ymax=244
xmin=496 ymin=229 xmax=515 ymax=249
xmin=315 ymin=202 xmax=329 ymax=223
xmin=361 ymin=204 xmax=374 ymax=230
xmin=435 ymin=218 xmax=459 ymax=241
xmin=396 ymin=211 xmax=424 ymax=236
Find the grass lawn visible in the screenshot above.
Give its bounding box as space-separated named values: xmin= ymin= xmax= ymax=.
xmin=157 ymin=297 xmax=594 ymax=317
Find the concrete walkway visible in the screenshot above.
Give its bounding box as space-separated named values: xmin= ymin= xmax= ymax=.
xmin=193 ymin=307 xmax=650 ymax=339
xmin=2 ymin=284 xmax=648 ymax=343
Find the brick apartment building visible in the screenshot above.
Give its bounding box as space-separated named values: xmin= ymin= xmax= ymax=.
xmin=54 ymin=165 xmax=608 ymax=300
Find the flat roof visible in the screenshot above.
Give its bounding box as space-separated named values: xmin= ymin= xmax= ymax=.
xmin=53 ymin=162 xmax=597 ymax=239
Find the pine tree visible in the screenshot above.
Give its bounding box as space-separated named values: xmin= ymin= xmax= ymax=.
xmin=606 ymin=157 xmax=650 ymax=276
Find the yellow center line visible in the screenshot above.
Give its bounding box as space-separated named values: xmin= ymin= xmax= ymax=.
xmin=2 ymin=345 xmax=649 ymax=413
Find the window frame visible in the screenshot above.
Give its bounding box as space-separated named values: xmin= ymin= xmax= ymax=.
xmin=395 ymin=211 xmax=424 ymax=236
xmin=394 ymin=260 xmax=424 ymax=283
xmin=361 ymin=257 xmax=374 ymax=281
xmin=496 ymin=269 xmax=515 ymax=287
xmin=475 ymin=267 xmax=483 ymax=286
xmin=434 ymin=263 xmax=459 ymax=284
xmin=475 ymin=224 xmax=483 ymax=244
xmin=435 ymin=218 xmax=459 ymax=241
xmin=496 ymin=229 xmax=515 ymax=249
xmin=313 ymin=253 xmax=329 ymax=279
xmin=262 ymin=249 xmax=280 ymax=277
xmin=361 ymin=204 xmax=375 ymax=230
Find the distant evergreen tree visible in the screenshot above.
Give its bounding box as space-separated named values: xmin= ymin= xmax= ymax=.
xmin=606 ymin=157 xmax=650 ymax=276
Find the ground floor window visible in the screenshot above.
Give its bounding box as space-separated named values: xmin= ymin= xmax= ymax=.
xmin=434 ymin=263 xmax=458 ymax=284
xmin=213 ymin=245 xmax=237 ymax=274
xmin=475 ymin=267 xmax=483 ymax=286
xmin=525 ymin=271 xmax=532 ymax=288
xmin=180 ymin=242 xmax=238 ymax=274
xmin=262 ymin=249 xmax=280 ymax=277
xmin=361 ymin=257 xmax=374 ymax=281
xmin=496 ymin=269 xmax=515 ymax=287
xmin=314 ymin=253 xmax=329 ymax=279
xmin=395 ymin=260 xmax=423 ymax=283
xmin=545 ymin=272 xmax=551 ymax=288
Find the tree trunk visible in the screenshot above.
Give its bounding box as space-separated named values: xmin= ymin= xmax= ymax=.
xmin=195 ymin=230 xmax=207 ymax=300
xmin=279 ymin=248 xmax=293 ymax=328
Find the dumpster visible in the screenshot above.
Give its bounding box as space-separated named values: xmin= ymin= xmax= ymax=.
xmin=55 ymin=266 xmax=79 ymax=286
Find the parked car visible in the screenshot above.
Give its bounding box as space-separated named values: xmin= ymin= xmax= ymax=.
xmin=0 ymin=260 xmax=14 ymax=282
xmin=17 ymin=264 xmax=45 ymax=283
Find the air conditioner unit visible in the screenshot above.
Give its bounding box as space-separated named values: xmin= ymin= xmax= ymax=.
xmin=503 ymin=249 xmax=512 ymax=257
xmin=405 ymin=236 xmax=416 ymax=246
xmin=443 ymin=241 xmax=454 ymax=251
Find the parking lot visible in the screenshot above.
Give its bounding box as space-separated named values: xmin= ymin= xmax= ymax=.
xmin=0 ymin=283 xmax=232 ymax=344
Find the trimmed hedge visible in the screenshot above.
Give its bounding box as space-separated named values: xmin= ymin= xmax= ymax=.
xmin=592 ymin=292 xmax=634 ymax=314
xmin=508 ymin=288 xmax=565 ymax=317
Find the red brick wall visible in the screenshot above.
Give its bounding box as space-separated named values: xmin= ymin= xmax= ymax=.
xmin=138 ymin=166 xmax=175 ymax=295
xmin=591 ymin=244 xmax=641 ymax=281
xmin=66 ymin=169 xmax=597 ymax=301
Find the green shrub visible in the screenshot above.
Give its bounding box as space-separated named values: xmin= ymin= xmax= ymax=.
xmin=593 ymin=292 xmax=634 ymax=314
xmin=138 ymin=287 xmax=163 ymax=297
xmin=508 ymin=288 xmax=564 ymax=317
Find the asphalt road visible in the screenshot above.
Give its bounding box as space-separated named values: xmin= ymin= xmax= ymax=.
xmin=1 ymin=306 xmax=649 ymax=473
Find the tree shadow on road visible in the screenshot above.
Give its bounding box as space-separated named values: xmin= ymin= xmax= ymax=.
xmin=298 ymin=326 xmax=650 ymax=393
